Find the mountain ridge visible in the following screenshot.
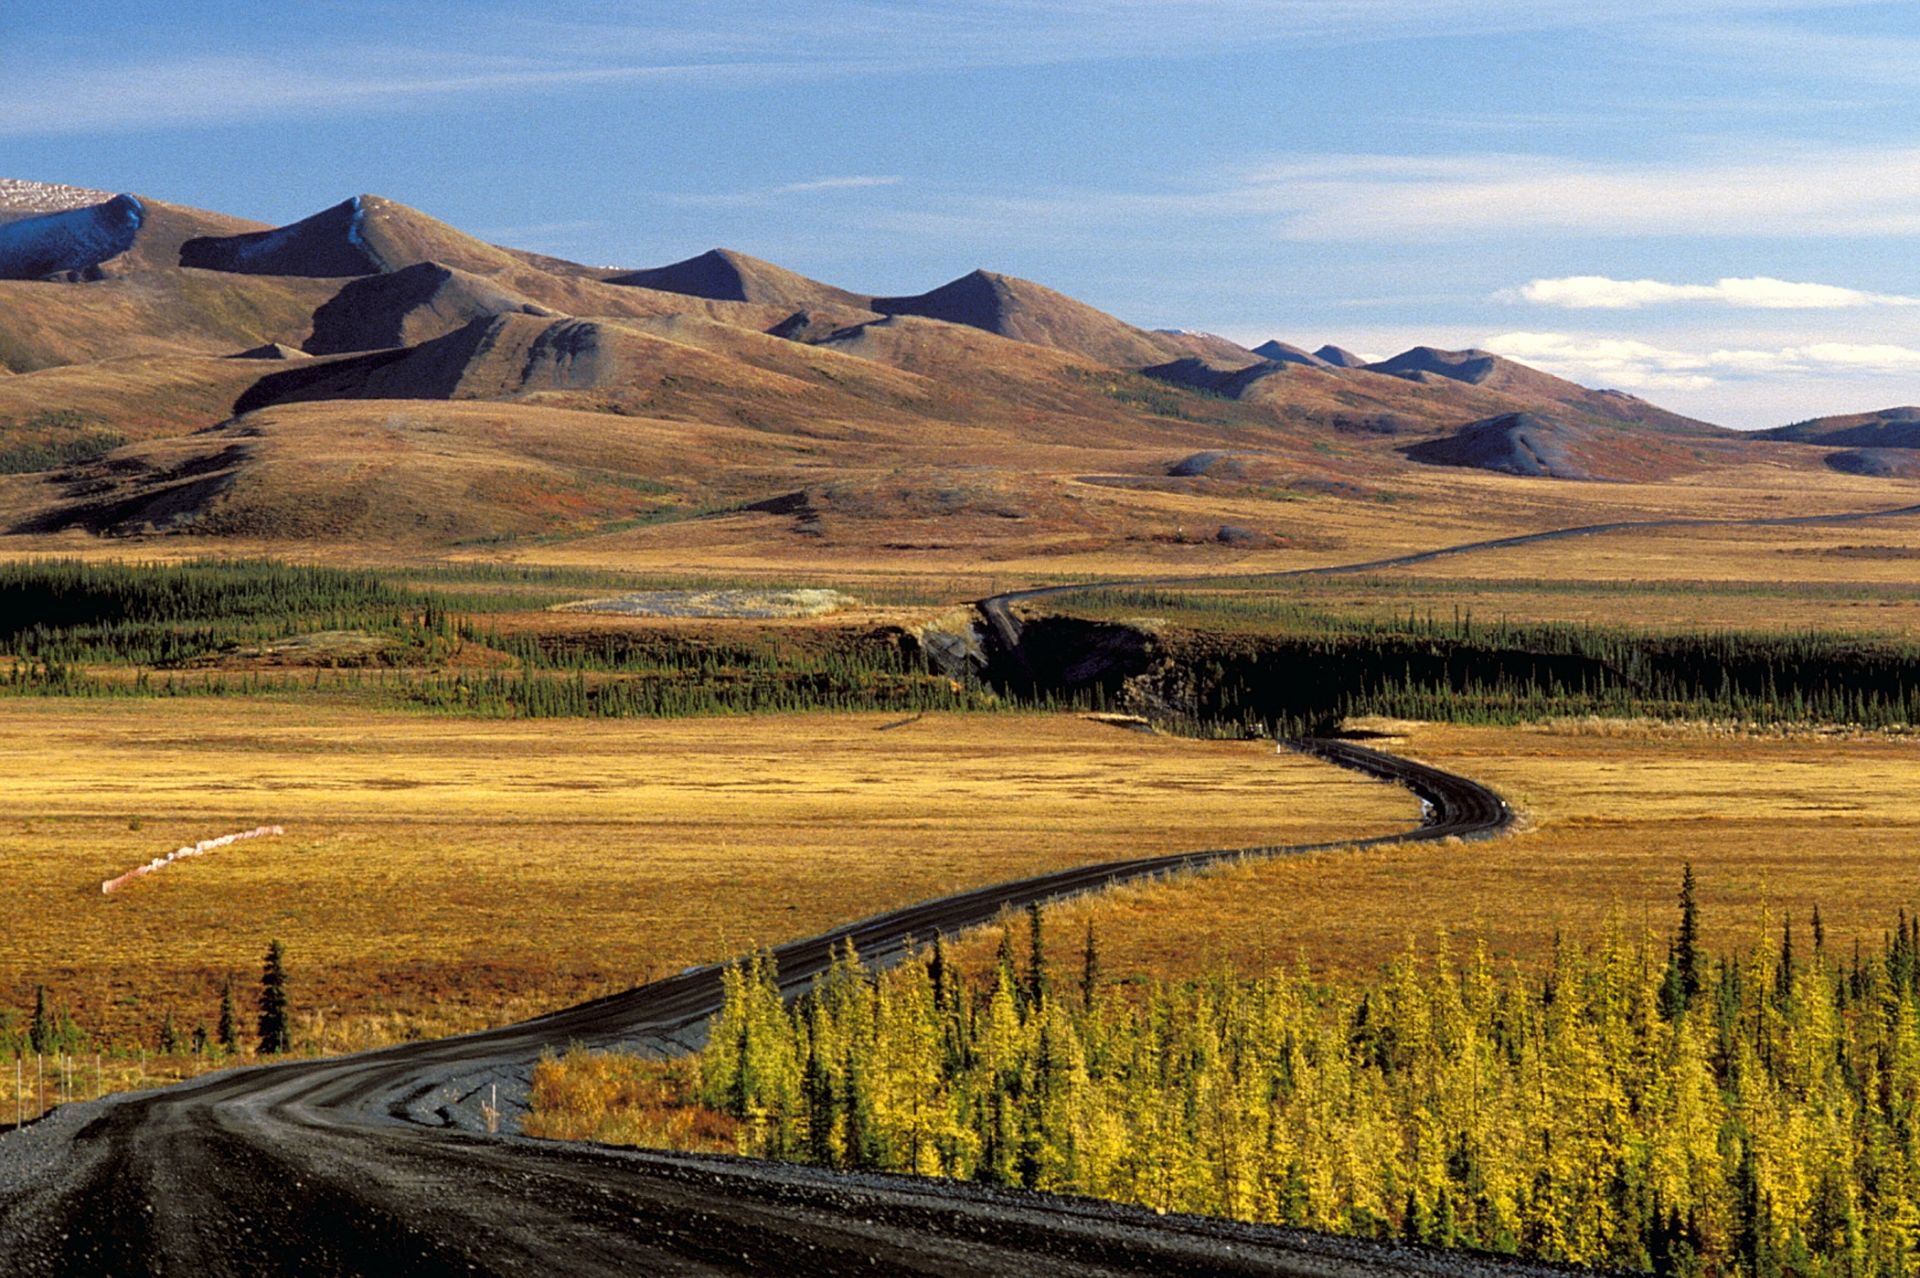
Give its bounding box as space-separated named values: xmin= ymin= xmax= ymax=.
xmin=3 ymin=175 xmax=1875 ymax=560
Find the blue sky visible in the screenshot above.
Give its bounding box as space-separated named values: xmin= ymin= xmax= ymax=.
xmin=4 ymin=1 xmax=1919 ymax=426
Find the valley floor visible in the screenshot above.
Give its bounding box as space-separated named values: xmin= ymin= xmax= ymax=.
xmin=0 ymin=702 xmax=1408 ymax=1118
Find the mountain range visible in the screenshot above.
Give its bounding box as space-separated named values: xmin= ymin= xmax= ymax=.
xmin=0 ymin=180 xmax=1910 ymax=551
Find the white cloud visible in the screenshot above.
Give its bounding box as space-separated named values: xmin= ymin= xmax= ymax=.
xmin=1483 ymin=330 xmax=1920 ymax=392
xmin=772 ymin=176 xmax=903 ymax=195
xmin=1504 ymin=275 xmax=1920 ymax=310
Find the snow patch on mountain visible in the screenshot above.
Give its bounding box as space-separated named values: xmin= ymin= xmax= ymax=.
xmin=0 ymin=195 xmax=145 ymax=280
xmin=0 ymin=179 xmax=114 ymax=223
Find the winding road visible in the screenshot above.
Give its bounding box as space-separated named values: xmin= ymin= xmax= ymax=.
xmin=6 ymin=499 xmax=1919 ymax=1275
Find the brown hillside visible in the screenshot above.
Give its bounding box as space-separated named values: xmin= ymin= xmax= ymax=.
xmin=9 ymin=176 xmax=1856 ymax=571
xmin=180 ymin=195 xmax=528 ymax=279
xmin=606 ymin=248 xmax=868 ymax=311
xmin=1401 ymin=412 xmax=1716 ymax=482
xmin=1364 ymin=346 xmax=1717 ymax=434
xmin=872 ymin=270 xmax=1181 ymax=368
xmin=1251 ymin=340 xmax=1328 ymax=367
xmin=306 ymin=263 xmax=558 ymax=354
xmin=0 ymin=270 xmax=339 ymax=371
xmin=0 ymin=194 xmax=263 ymax=282
xmin=1759 ymin=407 xmax=1920 ymax=448
xmin=230 ymin=312 xmax=965 ymax=435
xmin=6 ymin=399 xmax=791 ymax=542
xmin=176 ymin=198 xmax=809 ymax=337
xmin=0 ymin=356 xmax=268 ymax=443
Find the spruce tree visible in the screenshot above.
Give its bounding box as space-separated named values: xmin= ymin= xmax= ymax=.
xmin=929 ymin=935 xmax=950 ymax=1012
xmin=158 ymin=1009 xmax=179 ymax=1055
xmin=28 ymin=984 xmax=48 ymax=1054
xmin=258 ymin=941 xmax=292 ymax=1054
xmin=1658 ymin=942 xmax=1687 ymax=1021
xmin=1776 ymin=920 xmax=1795 ymax=1005
xmin=1026 ymin=902 xmax=1049 ymax=1008
xmin=217 ymin=980 xmax=239 ymax=1053
xmin=1675 ymin=863 xmax=1703 ymax=1006
xmin=994 ymin=923 xmax=1019 ymax=1006
xmin=1081 ymin=920 xmax=1102 ymax=1011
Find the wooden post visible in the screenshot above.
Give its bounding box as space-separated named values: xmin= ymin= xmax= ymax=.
xmin=14 ymin=1053 xmax=20 ymax=1130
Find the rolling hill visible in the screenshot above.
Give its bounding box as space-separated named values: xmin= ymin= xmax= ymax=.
xmin=1759 ymin=407 xmax=1920 ymax=449
xmin=871 ymin=270 xmax=1187 ymax=368
xmin=1399 ymin=411 xmax=1720 ymax=482
xmin=605 ymin=248 xmax=870 ymax=312
xmin=305 ymin=263 xmax=558 ymax=355
xmin=1251 ymin=340 xmax=1328 ymax=367
xmin=1363 ymin=346 xmax=1714 ymax=434
xmin=179 ymin=195 xmax=524 ymax=279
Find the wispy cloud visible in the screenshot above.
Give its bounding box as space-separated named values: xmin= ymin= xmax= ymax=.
xmin=1502 ymin=275 xmax=1920 ymax=310
xmin=662 ymin=175 xmax=908 ymax=212
xmin=0 ymin=52 xmax=808 ymax=137
xmin=1664 ymin=20 xmax=1920 ymax=89
xmin=0 ymin=1 xmax=1904 ymax=136
xmin=850 ymin=143 xmax=1920 ymax=250
xmin=1237 ymin=146 xmax=1920 ymax=240
xmin=1483 ymin=330 xmax=1920 ymax=392
xmin=772 ymin=175 xmax=902 ymax=195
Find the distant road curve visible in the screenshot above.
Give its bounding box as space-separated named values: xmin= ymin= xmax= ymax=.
xmin=977 ymin=499 xmax=1920 ymax=650
xmin=20 ymin=493 xmax=1920 ymax=1275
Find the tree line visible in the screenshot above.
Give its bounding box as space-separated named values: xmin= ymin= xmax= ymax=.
xmin=641 ymin=881 xmax=1920 ymax=1276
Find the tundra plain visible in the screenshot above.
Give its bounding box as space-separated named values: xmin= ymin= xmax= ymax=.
xmin=0 ymin=702 xmax=1410 ymax=1076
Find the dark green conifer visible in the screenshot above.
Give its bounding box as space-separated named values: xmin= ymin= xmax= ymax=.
xmin=28 ymin=984 xmax=48 ymax=1054
xmin=1675 ymin=863 xmax=1703 ymax=1006
xmin=1081 ymin=920 xmax=1101 ymax=1011
xmin=217 ymin=979 xmax=239 ymax=1053
xmin=1026 ymin=901 xmax=1048 ymax=1008
xmin=257 ymin=941 xmax=291 ymax=1055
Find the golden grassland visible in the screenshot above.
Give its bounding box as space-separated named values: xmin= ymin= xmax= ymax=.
xmin=402 ymin=457 xmax=1920 ymax=584
xmin=2 ymin=436 xmax=1918 ymax=594
xmin=959 ymin=717 xmax=1920 ymax=987
xmin=0 ymin=701 xmax=1409 ymax=1061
